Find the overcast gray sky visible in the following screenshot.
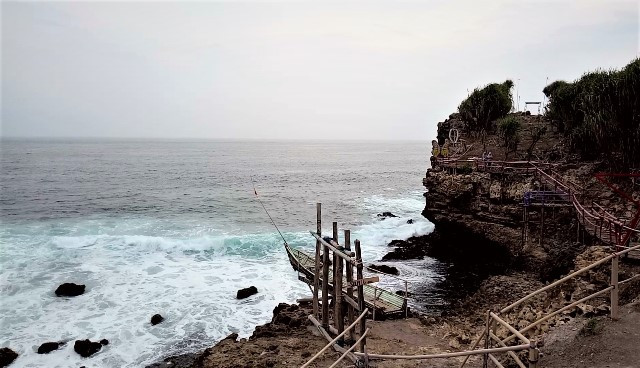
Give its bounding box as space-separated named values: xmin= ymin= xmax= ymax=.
xmin=1 ymin=1 xmax=638 ymax=140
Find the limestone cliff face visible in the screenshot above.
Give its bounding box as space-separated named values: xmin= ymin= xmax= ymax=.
xmin=423 ymin=170 xmax=532 ymax=255
xmin=421 ymin=166 xmax=585 ymax=282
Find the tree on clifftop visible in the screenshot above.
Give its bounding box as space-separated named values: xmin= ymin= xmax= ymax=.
xmin=543 ymin=58 xmax=640 ymax=167
xmin=458 ymin=80 xmax=514 ymax=132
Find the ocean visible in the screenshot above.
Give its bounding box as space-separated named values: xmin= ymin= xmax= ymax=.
xmin=0 ymin=139 xmax=439 ymax=367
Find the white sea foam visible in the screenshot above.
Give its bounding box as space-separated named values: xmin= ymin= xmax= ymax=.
xmin=1 ymin=193 xmax=435 ymax=368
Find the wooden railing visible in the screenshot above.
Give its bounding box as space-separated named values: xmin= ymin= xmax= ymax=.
xmin=430 ymin=158 xmax=640 ymax=248
xmin=460 ymin=242 xmax=640 ymax=368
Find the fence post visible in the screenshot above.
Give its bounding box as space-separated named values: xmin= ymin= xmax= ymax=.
xmin=314 ymin=203 xmax=321 ymax=318
xmin=344 ymin=230 xmax=354 ymax=342
xmin=483 ymin=310 xmax=490 ymax=368
xmin=355 ymin=240 xmax=367 ymax=353
xmin=528 ymin=341 xmax=539 ymax=368
xmin=611 ymin=255 xmax=619 ymax=320
xmin=322 ymin=233 xmax=330 ymax=328
xmin=335 ymin=237 xmax=344 ymax=344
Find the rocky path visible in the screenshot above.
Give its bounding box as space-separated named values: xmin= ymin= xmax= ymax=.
xmin=539 ymin=298 xmax=640 ymax=368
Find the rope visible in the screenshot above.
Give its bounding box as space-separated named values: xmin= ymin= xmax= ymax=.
xmin=251 ymin=176 xmax=289 ymax=246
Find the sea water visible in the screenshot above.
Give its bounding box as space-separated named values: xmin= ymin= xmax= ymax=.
xmin=0 ymin=139 xmax=438 ymax=367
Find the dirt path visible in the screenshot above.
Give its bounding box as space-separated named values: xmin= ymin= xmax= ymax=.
xmin=539 ymin=298 xmax=640 ymax=368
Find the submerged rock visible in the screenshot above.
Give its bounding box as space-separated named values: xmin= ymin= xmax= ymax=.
xmin=377 ymin=212 xmax=398 ymax=219
xmin=151 ymin=314 xmax=164 ymax=325
xmin=236 ymin=286 xmax=258 ymax=300
xmin=369 ymin=264 xmax=399 ymax=275
xmin=37 ymin=342 xmax=62 ymax=354
xmin=55 ymin=283 xmax=85 ymax=297
xmin=74 ymin=339 xmax=103 ymax=358
xmin=0 ymin=347 xmax=18 ymax=367
xmin=406 ymin=219 xmax=414 ymax=224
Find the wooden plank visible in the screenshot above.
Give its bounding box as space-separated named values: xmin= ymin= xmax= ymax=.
xmin=310 ymin=232 xmax=356 ymax=263
xmin=349 ymin=276 xmax=379 ymax=286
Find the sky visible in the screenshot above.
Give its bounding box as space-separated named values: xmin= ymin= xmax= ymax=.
xmin=1 ymin=0 xmax=638 ymax=140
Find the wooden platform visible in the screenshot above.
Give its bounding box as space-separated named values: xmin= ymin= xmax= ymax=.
xmin=285 ymin=244 xmax=407 ymax=317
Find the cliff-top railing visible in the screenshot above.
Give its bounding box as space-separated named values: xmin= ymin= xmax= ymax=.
xmin=428 ymin=157 xmax=640 ymax=249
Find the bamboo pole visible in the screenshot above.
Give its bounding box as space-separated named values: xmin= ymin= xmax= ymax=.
xmin=489 ymin=332 xmax=526 ymax=368
xmin=322 ymin=234 xmax=330 ymax=328
xmin=501 ymin=253 xmax=617 ymax=313
xmin=328 ymin=328 xmax=370 ymax=368
xmin=332 ymin=222 xmax=339 ymax=335
xmin=302 ymin=310 xmax=368 ymax=368
xmin=344 ymin=230 xmax=354 ymax=341
xmin=483 ymin=310 xmax=490 ymax=368
xmin=352 ymin=344 xmax=531 ymax=360
xmin=335 ymin=241 xmax=344 ymax=341
xmin=528 ymin=341 xmax=539 ymax=368
xmin=488 ymin=354 xmax=506 ymax=368
xmin=313 ymin=203 xmax=321 ymax=318
xmin=355 ymin=239 xmax=366 ymax=353
xmin=611 ymin=255 xmax=619 ymax=320
xmin=500 ymin=286 xmax=614 ymax=346
xmin=489 ymin=312 xmax=530 ymax=344
xmin=310 ymin=232 xmax=355 ymax=263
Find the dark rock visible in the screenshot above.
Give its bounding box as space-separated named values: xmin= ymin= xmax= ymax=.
xmin=301 ymin=351 xmax=311 ymax=358
xmin=0 ymin=347 xmax=18 ymax=367
xmin=223 ymin=333 xmax=238 ymax=341
xmin=369 ymin=264 xmax=399 ymax=275
xmin=144 ymin=353 xmax=200 ymax=368
xmin=377 ymin=212 xmax=398 ymax=219
xmin=406 ymin=219 xmax=414 ymax=224
xmin=55 ymin=283 xmax=85 ymax=297
xmin=37 ymin=342 xmax=61 ymax=354
xmin=151 ymin=314 xmax=164 ymax=325
xmin=236 ymin=286 xmax=258 ymax=299
xmin=99 ymin=339 xmax=109 ymax=346
xmin=73 ymin=339 xmax=103 ymax=358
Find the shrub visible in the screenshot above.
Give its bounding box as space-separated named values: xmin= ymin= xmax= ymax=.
xmin=543 ymin=58 xmax=640 ymax=167
xmin=497 ymin=116 xmax=521 ymax=158
xmin=459 ymin=80 xmax=514 ymax=131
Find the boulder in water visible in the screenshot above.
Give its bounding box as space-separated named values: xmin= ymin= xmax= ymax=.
xmin=73 ymin=339 xmax=103 ymax=358
xmin=99 ymin=339 xmax=109 ymax=346
xmin=369 ymin=264 xmax=399 ymax=275
xmin=406 ymin=219 xmax=414 ymax=224
xmin=151 ymin=314 xmax=164 ymax=325
xmin=377 ymin=212 xmax=398 ymax=219
xmin=37 ymin=342 xmax=63 ymax=354
xmin=55 ymin=283 xmax=85 ymax=297
xmin=0 ymin=347 xmax=18 ymax=367
xmin=236 ymin=286 xmax=258 ymax=299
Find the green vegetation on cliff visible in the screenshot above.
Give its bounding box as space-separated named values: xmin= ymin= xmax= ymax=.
xmin=543 ymin=58 xmax=640 ymax=167
xmin=458 ymin=80 xmax=514 ymax=131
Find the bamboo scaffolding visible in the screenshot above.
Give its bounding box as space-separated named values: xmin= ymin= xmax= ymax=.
xmin=488 ymin=353 xmax=506 ymax=368
xmin=489 ymin=332 xmax=526 ymax=368
xmin=301 ymin=309 xmax=368 ymax=368
xmin=328 ymin=328 xmax=370 ymax=368
xmin=490 ymin=312 xmax=530 ymax=344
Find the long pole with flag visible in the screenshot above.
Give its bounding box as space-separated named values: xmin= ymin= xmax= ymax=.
xmin=251 ymin=176 xmax=288 ymax=246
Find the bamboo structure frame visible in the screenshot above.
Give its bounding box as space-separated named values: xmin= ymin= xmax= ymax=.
xmin=352 ymin=344 xmax=532 ymax=360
